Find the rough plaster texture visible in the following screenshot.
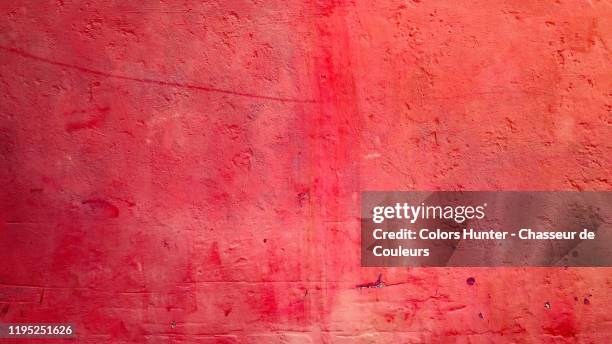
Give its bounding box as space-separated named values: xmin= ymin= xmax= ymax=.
xmin=0 ymin=0 xmax=611 ymax=343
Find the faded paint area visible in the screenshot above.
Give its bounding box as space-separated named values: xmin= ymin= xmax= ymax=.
xmin=0 ymin=1 xmax=611 ymax=343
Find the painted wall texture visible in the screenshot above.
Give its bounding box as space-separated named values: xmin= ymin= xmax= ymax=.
xmin=0 ymin=1 xmax=611 ymax=343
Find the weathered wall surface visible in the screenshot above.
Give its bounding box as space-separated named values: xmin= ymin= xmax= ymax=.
xmin=0 ymin=1 xmax=610 ymax=343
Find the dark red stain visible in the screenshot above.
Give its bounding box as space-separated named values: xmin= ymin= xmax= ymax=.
xmin=357 ymin=273 xmax=384 ymax=289
xmin=0 ymin=304 xmax=9 ymax=318
xmin=250 ymin=286 xmax=279 ymax=321
xmin=223 ymin=305 xmax=232 ymax=317
xmin=208 ymin=242 xmax=222 ymax=266
xmin=284 ymin=290 xmax=308 ymax=325
xmin=543 ymin=312 xmax=577 ymax=338
xmin=81 ymin=199 xmax=119 ymax=218
xmin=65 ymin=106 xmax=110 ymax=132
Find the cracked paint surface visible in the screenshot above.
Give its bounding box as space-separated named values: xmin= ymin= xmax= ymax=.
xmin=0 ymin=1 xmax=611 ymax=343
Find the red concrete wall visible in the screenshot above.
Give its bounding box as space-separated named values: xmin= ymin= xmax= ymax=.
xmin=0 ymin=1 xmax=610 ymax=343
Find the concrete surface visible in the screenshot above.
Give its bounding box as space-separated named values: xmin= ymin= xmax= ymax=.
xmin=0 ymin=0 xmax=610 ymax=343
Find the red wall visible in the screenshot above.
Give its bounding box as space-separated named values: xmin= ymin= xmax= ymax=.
xmin=1 ymin=1 xmax=610 ymax=343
